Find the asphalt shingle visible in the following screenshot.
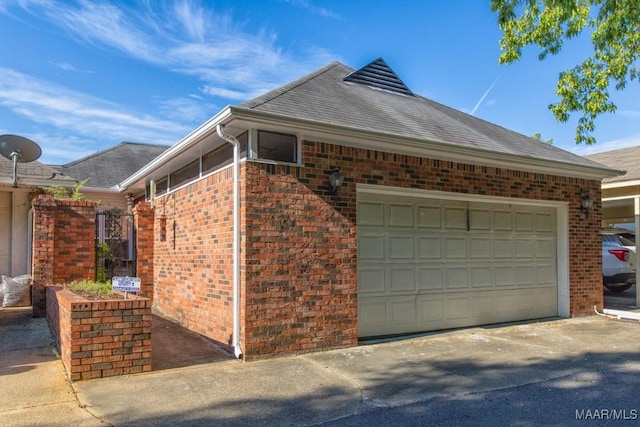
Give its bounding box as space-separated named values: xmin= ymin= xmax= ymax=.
xmin=239 ymin=61 xmax=608 ymax=171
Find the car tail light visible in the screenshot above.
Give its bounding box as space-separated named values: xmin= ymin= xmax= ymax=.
xmin=608 ymin=249 xmax=629 ymax=262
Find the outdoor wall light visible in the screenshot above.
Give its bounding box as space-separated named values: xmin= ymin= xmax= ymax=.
xmin=329 ymin=167 xmax=344 ymax=195
xmin=580 ymin=188 xmax=593 ymax=218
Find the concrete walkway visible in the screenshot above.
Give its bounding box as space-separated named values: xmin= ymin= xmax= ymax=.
xmin=2 ymin=307 xmax=640 ymax=426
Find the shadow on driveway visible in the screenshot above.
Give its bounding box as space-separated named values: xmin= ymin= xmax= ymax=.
xmin=151 ymin=313 xmax=232 ymax=371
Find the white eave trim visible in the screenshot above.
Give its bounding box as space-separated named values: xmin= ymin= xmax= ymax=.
xmin=117 ymin=107 xmax=234 ymax=191
xmin=228 ymin=107 xmax=622 ymax=181
xmin=602 ymin=179 xmax=640 ymax=190
xmin=118 ymin=104 xmax=622 ymax=190
xmin=0 ymin=177 xmax=77 ymax=188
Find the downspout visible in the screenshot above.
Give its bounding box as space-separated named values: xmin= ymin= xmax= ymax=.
xmin=216 ymin=125 xmax=242 ymax=359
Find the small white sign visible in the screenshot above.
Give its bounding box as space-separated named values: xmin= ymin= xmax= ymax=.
xmin=112 ymin=276 xmax=141 ymax=292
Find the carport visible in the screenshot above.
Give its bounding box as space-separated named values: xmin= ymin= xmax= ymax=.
xmin=587 ymin=147 xmax=640 ymax=306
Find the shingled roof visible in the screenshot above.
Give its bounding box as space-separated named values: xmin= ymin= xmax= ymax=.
xmin=239 ymin=60 xmax=612 ymax=173
xmin=0 ymin=156 xmax=74 ymax=184
xmin=57 ymin=142 xmax=169 ymax=188
xmin=585 ymin=146 xmax=640 ymax=184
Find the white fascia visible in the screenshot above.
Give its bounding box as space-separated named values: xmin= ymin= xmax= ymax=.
xmin=228 ymin=107 xmax=622 ymax=181
xmin=118 ymin=107 xmax=234 ymax=191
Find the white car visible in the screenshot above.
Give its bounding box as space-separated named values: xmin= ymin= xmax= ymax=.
xmin=602 ymin=231 xmax=636 ymax=293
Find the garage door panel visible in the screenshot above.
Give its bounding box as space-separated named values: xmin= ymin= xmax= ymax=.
xmin=515 ymin=266 xmax=537 ymax=285
xmin=445 ymin=267 xmax=468 ymax=289
xmin=359 ymin=299 xmax=387 ymax=336
xmin=389 ymin=268 xmax=415 ymax=292
xmin=493 ymin=210 xmax=512 ymax=230
xmin=418 ymin=236 xmax=441 ymax=258
xmin=357 ymin=193 xmax=558 ymax=338
xmin=515 ymin=211 xmax=534 ymax=231
xmin=472 ymin=295 xmax=495 ymax=318
xmin=389 ymin=297 xmax=417 ymax=325
xmin=388 ymin=235 xmax=414 ymax=258
xmin=536 ymin=239 xmax=556 ymax=258
xmin=417 ymin=205 xmax=441 ymax=228
xmin=535 ymin=212 xmax=555 ymax=232
xmin=515 ymin=239 xmax=535 ymax=258
xmin=358 ymin=202 xmax=384 ymax=226
xmin=358 ymin=267 xmax=385 ymax=293
xmin=470 ymin=266 xmax=492 ymax=288
xmin=389 ymin=204 xmax=414 ymax=227
xmin=418 ymin=267 xmax=443 ymax=290
xmin=470 ymin=238 xmax=491 ymax=258
xmin=493 ymin=239 xmax=513 ymax=258
xmin=445 ymin=207 xmax=466 ymax=229
xmin=495 ymin=266 xmax=515 ymax=286
xmin=469 ymin=209 xmax=491 ymax=230
xmin=536 ymin=264 xmax=556 ymax=284
xmin=495 ymin=293 xmax=518 ymax=315
xmin=445 ymin=296 xmax=472 ymax=320
xmin=445 ymin=237 xmax=467 ymax=258
xmin=419 ymin=296 xmax=445 ymax=323
xmin=359 ymin=235 xmax=385 ymax=259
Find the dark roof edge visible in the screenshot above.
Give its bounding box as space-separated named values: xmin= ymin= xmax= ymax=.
xmin=229 ymin=106 xmax=623 ymax=180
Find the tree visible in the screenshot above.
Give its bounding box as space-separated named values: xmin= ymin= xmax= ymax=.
xmin=491 ymin=0 xmax=640 ymax=145
xmin=532 ymin=132 xmax=554 ymax=144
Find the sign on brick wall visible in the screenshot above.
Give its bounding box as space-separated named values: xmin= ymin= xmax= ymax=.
xmin=112 ymin=276 xmax=141 ymax=292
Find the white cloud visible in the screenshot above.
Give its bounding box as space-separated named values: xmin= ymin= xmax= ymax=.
xmin=0 ymin=68 xmax=189 ymax=161
xmin=10 ymin=1 xmax=336 ymax=101
xmin=280 ymin=0 xmax=342 ymax=19
xmin=51 ymin=62 xmax=93 ymax=73
xmin=571 ymin=134 xmax=640 ymax=156
xmin=158 ymin=96 xmax=216 ymax=123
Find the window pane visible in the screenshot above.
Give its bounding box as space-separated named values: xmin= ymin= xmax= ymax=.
xmin=258 ymin=130 xmax=297 ymax=163
xmin=170 ymin=159 xmax=200 ymax=188
xmin=203 ymin=131 xmax=248 ymax=175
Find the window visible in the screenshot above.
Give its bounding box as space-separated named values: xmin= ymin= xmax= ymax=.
xmin=202 ymin=132 xmax=248 ymax=175
xmin=257 ymin=130 xmax=297 ymax=163
xmin=170 ymin=159 xmax=200 ymax=188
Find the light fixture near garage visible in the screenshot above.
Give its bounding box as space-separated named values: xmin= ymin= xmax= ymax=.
xmin=329 ymin=167 xmax=344 ymax=195
xmin=580 ymin=188 xmax=593 ymax=218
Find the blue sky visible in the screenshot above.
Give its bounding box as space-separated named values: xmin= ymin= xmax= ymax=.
xmin=1 ymin=0 xmax=638 ymax=165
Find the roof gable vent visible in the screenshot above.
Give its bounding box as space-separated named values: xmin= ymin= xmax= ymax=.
xmin=343 ymin=57 xmax=413 ymax=96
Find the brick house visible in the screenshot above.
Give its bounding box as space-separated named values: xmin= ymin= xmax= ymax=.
xmin=119 ymin=58 xmax=619 ymax=361
xmin=0 ymin=141 xmax=167 ymax=280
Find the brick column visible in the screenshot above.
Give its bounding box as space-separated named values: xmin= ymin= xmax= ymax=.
xmin=133 ymin=201 xmax=154 ymax=299
xmin=31 ymin=195 xmax=98 ymax=317
xmin=31 ymin=195 xmax=57 ymax=317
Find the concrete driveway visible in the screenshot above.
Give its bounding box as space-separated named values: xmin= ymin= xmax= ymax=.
xmin=2 ymin=307 xmax=640 ymax=426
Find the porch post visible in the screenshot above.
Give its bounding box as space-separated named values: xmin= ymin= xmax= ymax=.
xmin=635 ymin=196 xmax=640 ymax=307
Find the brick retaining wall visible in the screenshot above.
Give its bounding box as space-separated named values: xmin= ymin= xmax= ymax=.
xmin=46 ymin=286 xmax=152 ymax=381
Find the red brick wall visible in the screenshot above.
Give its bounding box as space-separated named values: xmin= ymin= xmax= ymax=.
xmin=133 ymin=202 xmax=154 ymax=298
xmin=32 ymin=196 xmax=98 ymax=316
xmin=240 ymin=140 xmax=601 ymax=359
xmin=243 ymin=162 xmax=358 ymax=359
xmin=46 ymin=285 xmax=152 ymax=381
xmin=149 ymin=140 xmax=602 ymax=361
xmin=152 ymin=169 xmax=235 ymax=350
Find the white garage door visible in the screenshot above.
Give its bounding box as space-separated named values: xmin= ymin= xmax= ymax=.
xmin=357 ymin=192 xmax=558 ymax=338
xmin=0 ymin=192 xmax=11 ymax=277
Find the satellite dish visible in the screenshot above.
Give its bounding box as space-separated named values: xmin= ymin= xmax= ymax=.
xmin=0 ymin=134 xmax=42 ymax=188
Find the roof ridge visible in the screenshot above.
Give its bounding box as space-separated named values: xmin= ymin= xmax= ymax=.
xmin=60 ymin=141 xmax=167 ymax=167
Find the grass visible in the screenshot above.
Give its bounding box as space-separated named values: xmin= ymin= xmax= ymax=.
xmin=65 ymin=279 xmax=114 ymax=298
